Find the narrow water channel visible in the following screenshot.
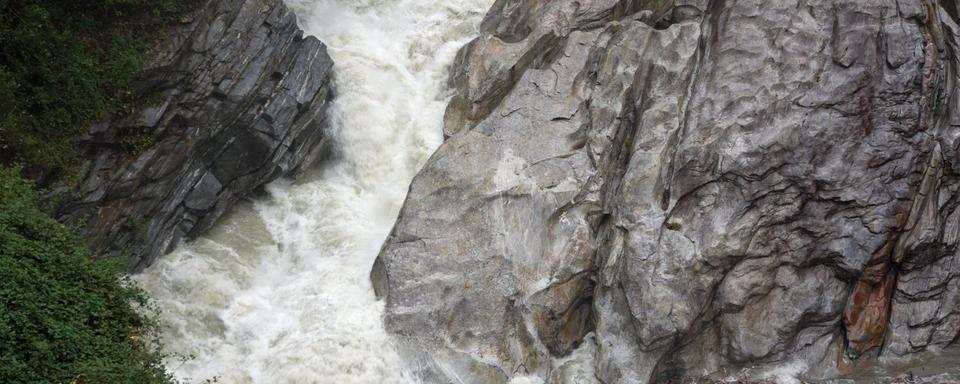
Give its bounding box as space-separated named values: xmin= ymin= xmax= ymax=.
xmin=135 ymin=1 xmax=491 ymax=382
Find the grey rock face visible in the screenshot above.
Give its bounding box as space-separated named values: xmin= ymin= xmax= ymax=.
xmin=55 ymin=0 xmax=334 ymax=270
xmin=376 ymin=0 xmax=960 ymax=382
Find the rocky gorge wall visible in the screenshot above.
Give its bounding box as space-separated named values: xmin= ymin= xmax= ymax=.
xmin=374 ymin=0 xmax=960 ymax=382
xmin=54 ymin=0 xmax=334 ymax=270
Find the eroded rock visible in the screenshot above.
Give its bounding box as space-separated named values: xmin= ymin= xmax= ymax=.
xmin=377 ymin=0 xmax=960 ymax=382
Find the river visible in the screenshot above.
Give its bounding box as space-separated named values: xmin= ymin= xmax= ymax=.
xmin=133 ymin=1 xmax=960 ymax=383
xmin=135 ymin=1 xmax=491 ymax=382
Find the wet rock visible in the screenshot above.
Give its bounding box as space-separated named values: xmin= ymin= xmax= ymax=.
xmin=376 ymin=0 xmax=960 ymax=382
xmin=55 ymin=0 xmax=334 ymax=270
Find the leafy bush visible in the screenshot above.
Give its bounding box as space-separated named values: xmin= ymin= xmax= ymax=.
xmin=0 ymin=0 xmax=190 ymax=180
xmin=0 ymin=166 xmax=174 ymax=383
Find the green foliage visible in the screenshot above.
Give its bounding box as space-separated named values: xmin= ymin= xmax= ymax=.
xmin=0 ymin=0 xmax=189 ymax=179
xmin=0 ymin=166 xmax=175 ymax=383
xmin=119 ymin=125 xmax=156 ymax=154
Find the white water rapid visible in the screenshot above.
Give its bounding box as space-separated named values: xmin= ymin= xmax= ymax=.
xmin=136 ymin=1 xmax=491 ymax=382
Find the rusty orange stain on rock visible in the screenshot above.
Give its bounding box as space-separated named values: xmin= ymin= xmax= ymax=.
xmin=843 ymin=273 xmax=894 ymax=357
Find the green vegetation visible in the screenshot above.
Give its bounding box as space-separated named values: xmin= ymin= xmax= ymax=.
xmin=0 ymin=0 xmax=190 ymax=180
xmin=0 ymin=167 xmax=175 ymax=383
xmin=0 ymin=2 xmax=201 ymax=382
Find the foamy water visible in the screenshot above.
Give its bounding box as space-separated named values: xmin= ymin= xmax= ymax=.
xmin=132 ymin=1 xmax=960 ymax=382
xmin=135 ymin=1 xmax=491 ymax=382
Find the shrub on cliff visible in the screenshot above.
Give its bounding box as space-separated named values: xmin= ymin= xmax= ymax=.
xmin=0 ymin=167 xmax=174 ymax=383
xmin=0 ymin=0 xmax=189 ymax=181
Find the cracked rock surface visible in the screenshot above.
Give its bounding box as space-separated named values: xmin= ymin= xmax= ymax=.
xmin=55 ymin=0 xmax=334 ymax=270
xmin=374 ymin=0 xmax=960 ymax=382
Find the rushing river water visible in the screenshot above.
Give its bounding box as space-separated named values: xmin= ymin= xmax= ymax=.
xmin=134 ymin=1 xmax=960 ymax=383
xmin=136 ymin=0 xmax=490 ymax=382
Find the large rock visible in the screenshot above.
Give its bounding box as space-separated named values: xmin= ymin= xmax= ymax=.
xmin=375 ymin=0 xmax=960 ymax=382
xmin=55 ymin=0 xmax=334 ymax=270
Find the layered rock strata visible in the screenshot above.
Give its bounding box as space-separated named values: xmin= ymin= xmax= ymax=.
xmin=56 ymin=0 xmax=334 ymax=270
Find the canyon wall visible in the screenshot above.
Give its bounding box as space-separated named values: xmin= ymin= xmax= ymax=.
xmin=55 ymin=0 xmax=334 ymax=270
xmin=375 ymin=0 xmax=960 ymax=382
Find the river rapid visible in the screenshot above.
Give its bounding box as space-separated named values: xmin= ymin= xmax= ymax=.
xmin=134 ymin=1 xmax=960 ymax=383
xmin=136 ymin=1 xmax=491 ymax=382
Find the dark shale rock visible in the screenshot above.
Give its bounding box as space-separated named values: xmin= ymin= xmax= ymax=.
xmin=55 ymin=0 xmax=334 ymax=270
xmin=375 ymin=0 xmax=960 ymax=382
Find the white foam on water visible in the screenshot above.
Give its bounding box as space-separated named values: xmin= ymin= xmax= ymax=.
xmin=135 ymin=0 xmax=491 ymax=382
xmin=736 ymin=359 xmax=808 ymax=384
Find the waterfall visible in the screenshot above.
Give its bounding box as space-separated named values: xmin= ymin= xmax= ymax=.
xmin=135 ymin=1 xmax=492 ymax=382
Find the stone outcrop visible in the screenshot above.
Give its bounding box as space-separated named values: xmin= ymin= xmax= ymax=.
xmin=54 ymin=0 xmax=334 ymax=270
xmin=374 ymin=0 xmax=960 ymax=382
